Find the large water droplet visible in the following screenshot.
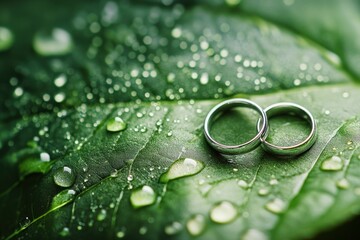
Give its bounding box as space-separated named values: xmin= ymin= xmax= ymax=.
xmin=51 ymin=189 xmax=76 ymax=209
xmin=210 ymin=201 xmax=237 ymax=224
xmin=265 ymin=198 xmax=286 ymax=214
xmin=53 ymin=166 xmax=76 ymax=187
xmin=186 ymin=214 xmax=205 ymax=236
xmin=33 ymin=28 xmax=73 ymax=56
xmin=320 ymin=156 xmax=343 ymax=171
xmin=107 ymin=117 xmax=127 ymax=132
xmin=159 ymin=158 xmax=205 ymax=183
xmin=130 ymin=185 xmax=156 ymax=208
xmin=0 ymin=27 xmax=14 ymax=51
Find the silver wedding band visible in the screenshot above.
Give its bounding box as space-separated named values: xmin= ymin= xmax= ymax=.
xmin=204 ymin=99 xmax=268 ymax=155
xmin=204 ymin=99 xmax=317 ymax=156
xmin=257 ymin=102 xmax=317 ymax=156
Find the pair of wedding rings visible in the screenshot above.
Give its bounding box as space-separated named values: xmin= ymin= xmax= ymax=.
xmin=204 ymin=99 xmax=317 ymax=156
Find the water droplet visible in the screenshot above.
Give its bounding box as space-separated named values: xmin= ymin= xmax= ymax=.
xmin=54 ymin=92 xmax=66 ymax=103
xmin=14 ymin=87 xmax=24 ymax=97
xmin=166 ymin=131 xmax=173 ymax=137
xmin=53 ymin=166 xmax=76 ymax=187
xmin=324 ymin=51 xmax=341 ymax=66
xmin=159 ymin=158 xmax=205 ymax=183
xmin=200 ymin=41 xmax=209 ymax=50
xmin=59 ymin=227 xmax=70 ymax=237
xmin=242 ymin=229 xmax=268 ymax=240
xmin=171 ymin=28 xmax=182 ymax=38
xmin=293 ymin=79 xmax=301 ymax=86
xmin=20 ymin=217 xmax=31 ymax=228
xmin=97 ymin=209 xmax=107 ymax=221
xmin=165 ymin=221 xmax=182 ymax=235
xmin=265 ymin=198 xmax=286 ymax=214
xmin=139 ymin=226 xmax=147 ymax=235
xmin=110 ymin=169 xmax=118 ymax=177
xmin=107 ymin=117 xmax=127 ymax=132
xmin=258 ymin=188 xmax=269 ymax=196
xmin=200 ymin=73 xmax=209 ymax=85
xmin=336 ymin=178 xmax=350 ymax=189
xmin=0 ymin=27 xmax=13 ymax=51
xmin=238 ymin=180 xmax=249 ymax=189
xmin=54 ymin=74 xmax=67 ymax=87
xmin=127 ymin=174 xmax=134 ymax=181
xmin=167 ymin=73 xmax=175 ymax=83
xmin=51 ymin=189 xmax=76 ymax=209
xmin=33 ymin=28 xmax=73 ymax=56
xmin=342 ymin=92 xmax=350 ymax=98
xmin=186 ymin=214 xmax=205 ymax=236
xmin=299 ymin=63 xmax=307 ymax=71
xmin=130 ymin=185 xmax=156 ymax=208
xmin=40 ymin=152 xmax=50 ymax=162
xmin=320 ymin=156 xmax=343 ymax=171
xmin=116 ymin=230 xmax=125 ymax=238
xmin=210 ymin=201 xmax=237 ymax=224
xmin=269 ymin=179 xmax=278 ymax=185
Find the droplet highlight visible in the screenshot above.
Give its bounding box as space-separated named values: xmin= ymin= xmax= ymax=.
xmin=130 ymin=185 xmax=156 ymax=208
xmin=107 ymin=117 xmax=127 ymax=132
xmin=186 ymin=214 xmax=205 ymax=236
xmin=159 ymin=158 xmax=205 ymax=183
xmin=265 ymin=198 xmax=286 ymax=214
xmin=210 ymin=201 xmax=237 ymax=224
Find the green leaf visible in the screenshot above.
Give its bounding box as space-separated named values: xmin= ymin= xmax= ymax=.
xmin=1 ymin=0 xmax=360 ymax=240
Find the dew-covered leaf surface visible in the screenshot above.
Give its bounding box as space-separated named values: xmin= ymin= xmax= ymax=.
xmin=1 ymin=0 xmax=360 ymax=240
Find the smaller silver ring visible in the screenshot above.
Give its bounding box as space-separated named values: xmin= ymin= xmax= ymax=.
xmin=204 ymin=98 xmax=268 ymax=155
xmin=257 ymin=102 xmax=317 ymax=156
